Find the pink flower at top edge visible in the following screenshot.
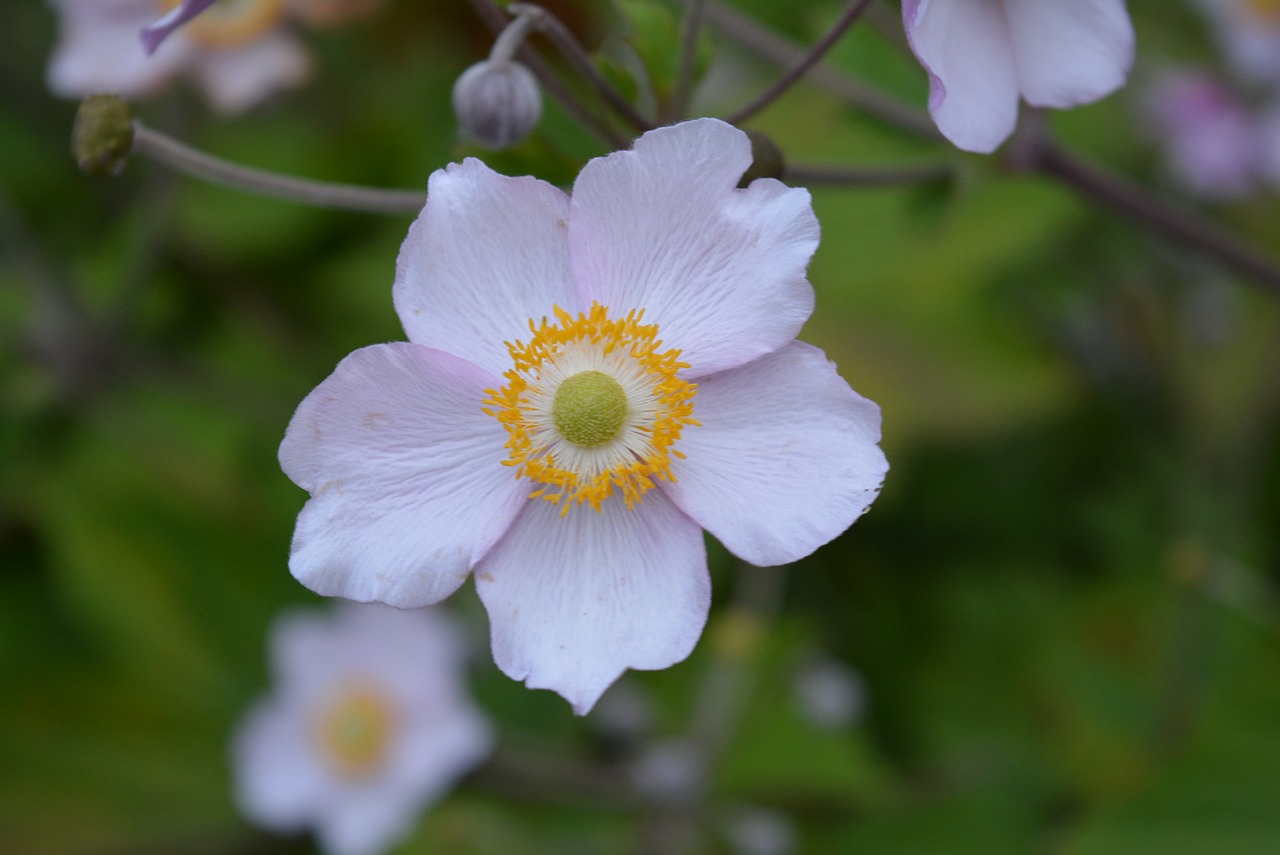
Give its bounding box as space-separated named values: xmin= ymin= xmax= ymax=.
xmin=48 ymin=0 xmax=310 ymax=113
xmin=904 ymin=0 xmax=1135 ymax=153
xmin=140 ymin=0 xmax=218 ymax=53
xmin=279 ymin=118 xmax=888 ymax=715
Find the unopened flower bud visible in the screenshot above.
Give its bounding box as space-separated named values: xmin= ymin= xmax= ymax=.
xmin=452 ymin=60 xmax=542 ymax=150
xmin=72 ymin=94 xmax=133 ymax=176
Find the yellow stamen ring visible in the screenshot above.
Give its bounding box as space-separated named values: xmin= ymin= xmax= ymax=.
xmin=483 ymin=302 xmax=699 ymax=514
xmin=313 ymin=684 xmax=396 ymax=779
xmin=156 ymin=0 xmax=287 ymax=48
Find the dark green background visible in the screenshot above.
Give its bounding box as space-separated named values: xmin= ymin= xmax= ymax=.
xmin=3 ymin=1 xmax=1280 ymax=852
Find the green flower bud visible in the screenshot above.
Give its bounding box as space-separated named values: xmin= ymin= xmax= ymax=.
xmin=72 ymin=94 xmax=134 ymax=176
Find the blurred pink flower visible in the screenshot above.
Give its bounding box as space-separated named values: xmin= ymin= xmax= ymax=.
xmin=142 ymin=0 xmax=384 ymax=52
xmin=1196 ymin=0 xmax=1280 ymax=86
xmin=903 ymin=0 xmax=1135 ymax=153
xmin=141 ymin=0 xmax=218 ymax=54
xmin=279 ymin=118 xmax=888 ymax=714
xmin=48 ymin=0 xmax=310 ymax=113
xmin=1147 ymin=70 xmax=1266 ymax=199
xmin=232 ymin=603 xmax=492 ymax=855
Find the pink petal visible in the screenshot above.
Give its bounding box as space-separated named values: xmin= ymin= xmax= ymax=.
xmin=394 ymin=159 xmax=581 ymax=377
xmin=192 ymin=32 xmax=311 ymax=114
xmin=904 ymin=0 xmax=1020 ymax=153
xmin=569 ymin=118 xmax=818 ymax=377
xmin=231 ymin=697 xmax=329 ymax=831
xmin=475 ymin=490 xmax=709 ymax=714
xmin=661 ymin=342 xmax=886 ymax=566
xmin=1005 ymin=0 xmax=1133 ymax=109
xmin=280 ymin=343 xmax=527 ymax=608
xmin=316 ymin=791 xmax=424 ymax=855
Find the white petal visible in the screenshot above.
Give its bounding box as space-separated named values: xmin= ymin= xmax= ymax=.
xmin=1005 ymin=0 xmax=1134 ymax=109
xmin=316 ymin=791 xmax=418 ymax=855
xmin=394 ymin=159 xmax=581 ymax=377
xmin=661 ymin=342 xmax=886 ymax=567
xmin=47 ymin=0 xmax=185 ymax=99
xmin=475 ymin=490 xmax=709 ymax=714
xmin=569 ymin=118 xmax=817 ymax=377
xmin=193 ymin=32 xmax=311 ymax=113
xmin=378 ymin=703 xmax=493 ymax=810
xmin=280 ymin=343 xmax=526 ymax=608
xmin=904 ymin=0 xmax=1020 ymax=153
xmin=231 ymin=697 xmax=329 ymax=832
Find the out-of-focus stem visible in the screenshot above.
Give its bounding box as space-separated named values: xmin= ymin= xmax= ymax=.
xmin=669 ymin=0 xmax=707 ymax=121
xmin=507 ymin=3 xmax=653 ymax=133
xmin=1014 ymin=128 xmax=1280 ymax=298
xmin=785 ymin=161 xmax=951 ymax=187
xmin=689 ymin=0 xmax=938 ymax=138
xmin=646 ymin=563 xmax=785 ymax=854
xmin=726 ymin=0 xmax=874 ymax=126
xmin=130 ymin=121 xmax=427 ymax=214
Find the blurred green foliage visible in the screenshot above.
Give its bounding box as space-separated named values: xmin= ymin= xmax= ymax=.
xmin=3 ymin=1 xmax=1280 ymax=854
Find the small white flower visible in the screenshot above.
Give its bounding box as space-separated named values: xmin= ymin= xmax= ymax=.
xmin=903 ymin=0 xmax=1135 ymax=153
xmin=231 ymin=603 xmax=493 ymax=855
xmin=48 ymin=0 xmax=312 ymax=113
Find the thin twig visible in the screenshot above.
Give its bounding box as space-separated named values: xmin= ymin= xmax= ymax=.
xmin=645 ymin=564 xmax=785 ymax=854
xmin=688 ymin=0 xmax=938 ymax=138
xmin=726 ymin=0 xmax=874 ymax=126
xmin=130 ymin=122 xmax=427 ymax=214
xmin=468 ymin=0 xmax=631 ymax=148
xmin=509 ymin=3 xmax=653 ymax=132
xmin=784 ymin=161 xmax=950 ymax=187
xmin=1021 ymin=135 xmax=1280 ymax=298
xmin=669 ymin=0 xmax=707 ymax=121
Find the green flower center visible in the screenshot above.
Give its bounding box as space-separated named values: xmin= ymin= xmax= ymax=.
xmin=552 ymin=370 xmax=628 ymax=447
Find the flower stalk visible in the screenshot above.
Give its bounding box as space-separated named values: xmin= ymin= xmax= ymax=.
xmin=129 ymin=120 xmax=426 ymax=215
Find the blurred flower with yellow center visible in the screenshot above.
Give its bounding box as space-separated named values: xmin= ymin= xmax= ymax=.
xmin=314 ymin=683 xmax=396 ymax=779
xmin=154 ymin=0 xmax=286 ymax=48
xmin=232 ymin=603 xmax=492 ymax=855
xmin=48 ymin=0 xmax=387 ymax=112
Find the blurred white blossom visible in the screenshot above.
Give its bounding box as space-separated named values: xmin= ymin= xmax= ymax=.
xmin=1196 ymin=0 xmax=1280 ymax=86
xmin=231 ymin=602 xmax=493 ymax=855
xmin=1146 ymin=69 xmax=1268 ymax=199
xmin=47 ymin=0 xmax=387 ymax=112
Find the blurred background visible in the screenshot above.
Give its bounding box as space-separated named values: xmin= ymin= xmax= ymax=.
xmin=4 ymin=1 xmax=1280 ymax=853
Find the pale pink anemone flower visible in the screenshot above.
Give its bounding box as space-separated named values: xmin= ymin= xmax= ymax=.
xmin=280 ymin=118 xmax=888 ymax=715
xmin=47 ymin=0 xmax=312 ymax=113
xmin=232 ymin=603 xmax=493 ymax=855
xmin=903 ymin=0 xmax=1136 ymax=153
